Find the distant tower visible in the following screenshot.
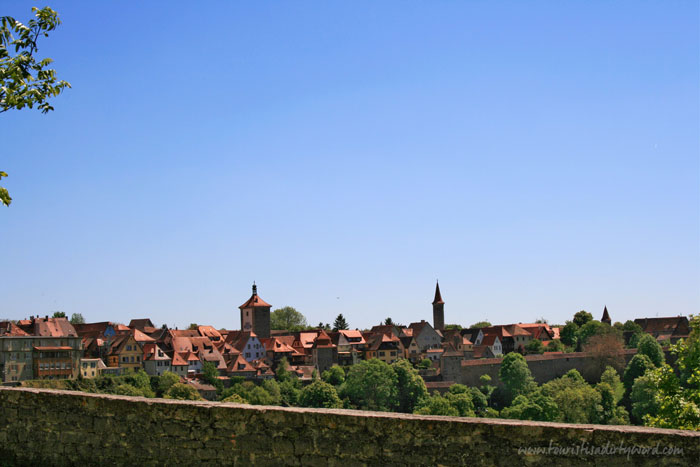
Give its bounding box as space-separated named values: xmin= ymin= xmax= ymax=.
xmin=432 ymin=281 xmax=445 ymax=331
xmin=601 ymin=306 xmax=611 ymax=326
xmin=239 ymin=282 xmax=272 ymax=338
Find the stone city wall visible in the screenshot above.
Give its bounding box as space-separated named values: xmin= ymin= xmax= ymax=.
xmin=0 ymin=387 xmax=698 ymax=466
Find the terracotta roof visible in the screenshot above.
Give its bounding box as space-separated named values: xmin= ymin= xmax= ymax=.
xmin=33 ymin=317 xmax=78 ymax=337
xmin=197 ymin=325 xmax=223 ymax=341
xmin=0 ymin=322 xmax=30 ymax=336
xmin=369 ymin=325 xmax=397 ymax=337
xmin=227 ymin=354 xmax=256 ymax=373
xmin=634 ymin=317 xmax=690 ymax=337
xmin=432 ymin=282 xmax=444 ymax=305
xmin=33 ymin=346 xmax=73 ymax=351
xmin=171 ymin=352 xmax=188 ymax=366
xmin=129 ymin=328 xmax=155 ymax=343
xmin=239 ymin=284 xmax=272 ymax=309
xmin=128 ymin=319 xmax=154 ymax=330
xmin=480 ymin=334 xmax=500 ymax=346
xmin=312 ymin=330 xmax=334 ymax=349
xmin=169 ymin=329 xmax=201 ymax=338
xmin=408 ymin=321 xmax=434 ymax=335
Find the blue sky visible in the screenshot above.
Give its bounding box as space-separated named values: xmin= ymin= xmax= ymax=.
xmin=2 ymin=1 xmax=698 ymax=329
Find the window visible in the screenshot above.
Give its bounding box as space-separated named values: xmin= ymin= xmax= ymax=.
xmin=245 ymin=353 xmax=250 ymax=358
xmin=379 ymin=351 xmax=385 ymax=357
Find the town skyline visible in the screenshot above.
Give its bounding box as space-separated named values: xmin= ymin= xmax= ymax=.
xmin=2 ymin=1 xmax=698 ymax=331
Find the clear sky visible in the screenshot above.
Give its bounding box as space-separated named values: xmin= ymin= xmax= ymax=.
xmin=2 ymin=1 xmax=698 ymax=330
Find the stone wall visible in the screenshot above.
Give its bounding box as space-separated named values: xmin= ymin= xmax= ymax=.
xmin=455 ymin=351 xmax=637 ymax=387
xmin=0 ymin=387 xmax=698 ymax=466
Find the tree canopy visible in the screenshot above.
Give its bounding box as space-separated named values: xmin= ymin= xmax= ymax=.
xmin=332 ymin=313 xmax=348 ymax=331
xmin=270 ymin=306 xmax=308 ymax=330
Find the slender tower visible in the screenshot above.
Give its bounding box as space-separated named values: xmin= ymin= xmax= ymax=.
xmin=432 ymin=281 xmax=445 ymax=331
xmin=601 ymin=306 xmax=611 ymax=326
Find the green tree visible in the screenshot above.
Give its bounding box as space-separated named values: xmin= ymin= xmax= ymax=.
xmin=499 ymin=352 xmax=536 ymax=403
xmin=417 ymin=358 xmax=432 ymax=369
xmin=113 ymin=383 xmax=144 ymax=397
xmin=221 ymin=393 xmax=246 ymax=404
xmin=599 ymin=366 xmax=624 ymax=404
xmin=525 ymin=339 xmax=544 ymax=354
xmin=596 ymin=382 xmax=629 ymax=425
xmin=444 ymin=324 xmax=463 ymax=330
xmin=623 ymin=354 xmax=655 ymax=391
xmin=541 ymin=370 xmax=601 ymax=424
xmin=299 ymin=380 xmax=342 ymax=408
xmin=545 ymin=339 xmax=565 ymax=353
xmin=261 ymin=379 xmax=282 ymax=405
xmin=69 ymin=313 xmax=85 ymax=325
xmin=332 ymin=314 xmax=349 ymax=331
xmin=341 ymin=359 xmax=398 ymax=411
xmin=275 ymin=357 xmax=292 ymax=383
xmin=470 ymin=321 xmax=491 ymax=328
xmin=270 ymin=306 xmax=307 ymax=330
xmin=636 ymin=334 xmax=665 ymax=367
xmin=415 ymin=393 xmax=459 ymax=416
xmin=1 ymin=7 xmax=71 ymax=207
xmin=392 ymin=359 xmax=428 ymax=413
xmin=52 ymin=311 xmax=66 ymax=318
xmin=187 ymin=323 xmax=199 ymax=330
xmin=446 ymin=385 xmax=475 ymax=417
xmin=573 ymin=310 xmax=593 ymax=327
xmin=500 ymin=390 xmax=559 ymax=422
xmin=384 ymin=317 xmax=394 ymax=326
xmin=165 ymin=383 xmax=203 ymax=401
xmin=156 ymin=371 xmax=180 ymax=397
xmin=201 ymin=361 xmax=223 ymax=394
xmin=622 ymin=320 xmax=644 ymax=348
xmin=560 ymin=321 xmax=579 ymax=348
xmin=322 ymin=365 xmax=345 ymax=386
xmin=279 ymin=379 xmax=301 ymax=407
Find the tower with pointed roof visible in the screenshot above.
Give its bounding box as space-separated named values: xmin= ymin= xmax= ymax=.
xmin=601 ymin=306 xmax=611 ymax=326
xmin=432 ymin=281 xmax=445 ymax=331
xmin=239 ymin=282 xmax=272 ymax=338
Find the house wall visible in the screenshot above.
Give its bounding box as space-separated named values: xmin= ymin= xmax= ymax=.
xmin=0 ymin=387 xmax=697 ymax=466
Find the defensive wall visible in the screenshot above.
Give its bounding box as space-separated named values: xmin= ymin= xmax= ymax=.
xmin=443 ymin=350 xmax=639 ymax=387
xmin=1 ymin=387 xmax=699 ymax=466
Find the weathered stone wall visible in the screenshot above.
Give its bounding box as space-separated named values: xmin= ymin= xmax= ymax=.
xmin=1 ymin=387 xmax=698 ymax=466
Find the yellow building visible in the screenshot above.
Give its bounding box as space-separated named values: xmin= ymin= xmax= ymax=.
xmin=108 ymin=335 xmax=143 ymax=370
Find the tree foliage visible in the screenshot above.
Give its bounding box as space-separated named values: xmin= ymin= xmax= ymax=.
xmin=636 ymin=334 xmax=665 ymax=367
xmin=165 ymin=383 xmax=203 ymax=401
xmin=392 ymin=359 xmax=428 ymax=413
xmin=321 ymin=365 xmax=345 ymax=386
xmin=341 ymin=359 xmax=398 ymax=411
xmin=270 ymin=306 xmax=308 ymax=330
xmin=52 ymin=311 xmax=66 ymax=318
xmin=573 ymin=311 xmax=593 ymax=327
xmin=499 ymin=352 xmax=536 ymax=403
xmin=470 ymin=321 xmax=491 ymax=329
xmin=299 ymin=380 xmax=342 ymax=409
xmin=332 ymin=314 xmax=349 ymax=331
xmin=1 ymin=7 xmax=71 ymax=207
xmin=69 ymin=313 xmax=85 ymax=325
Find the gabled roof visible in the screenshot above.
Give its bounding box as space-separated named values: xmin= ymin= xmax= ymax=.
xmin=129 ymin=319 xmax=155 ymax=330
xmin=32 ymin=317 xmax=78 ymax=337
xmin=227 ymin=354 xmax=256 ymax=373
xmin=198 ymin=325 xmax=223 ymax=341
xmin=143 ymin=343 xmax=170 ymax=361
xmin=634 ymin=317 xmax=690 ymax=337
xmin=312 ymin=330 xmax=334 ymax=349
xmin=370 ymin=325 xmax=398 ymax=337
xmin=480 ymin=334 xmax=500 ymax=346
xmin=408 ymin=320 xmax=435 ymax=335
xmin=226 ymin=331 xmax=258 ymax=352
xmin=0 ymin=322 xmax=30 ymax=336
xmin=171 ymin=352 xmax=188 ymax=366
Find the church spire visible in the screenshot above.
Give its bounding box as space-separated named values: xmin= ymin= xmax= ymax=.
xmin=601 ymin=306 xmax=611 ymax=325
xmin=432 ymin=281 xmax=444 ymax=305
xmin=252 ymin=281 xmax=257 ymax=296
